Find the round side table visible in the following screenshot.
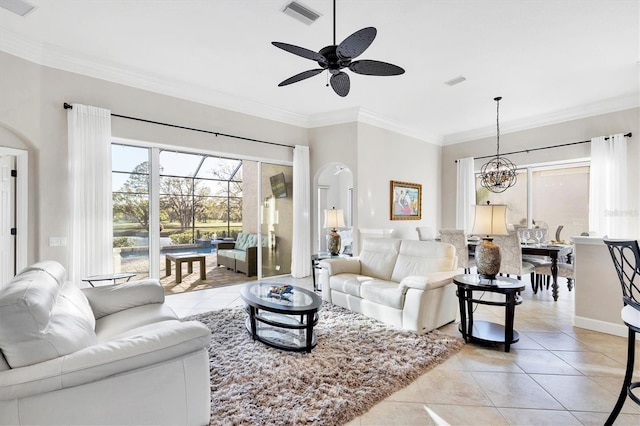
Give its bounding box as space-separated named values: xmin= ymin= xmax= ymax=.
xmin=453 ymin=274 xmax=524 ymax=352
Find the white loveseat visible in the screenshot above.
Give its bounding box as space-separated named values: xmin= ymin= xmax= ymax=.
xmin=0 ymin=261 xmax=211 ymax=425
xmin=320 ymin=238 xmax=459 ymax=334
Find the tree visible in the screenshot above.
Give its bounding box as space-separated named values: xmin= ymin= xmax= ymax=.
xmin=113 ymin=159 xmax=243 ymax=232
xmin=113 ymin=162 xmax=150 ymax=229
xmin=159 ymin=177 xmax=211 ymax=230
xmin=207 ymin=162 xmax=243 ymax=223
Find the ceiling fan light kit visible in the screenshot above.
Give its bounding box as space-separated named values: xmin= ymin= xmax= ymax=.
xmin=272 ymin=0 xmax=405 ymax=97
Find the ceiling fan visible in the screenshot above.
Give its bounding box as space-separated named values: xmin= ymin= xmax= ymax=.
xmin=272 ymin=0 xmax=405 ymax=97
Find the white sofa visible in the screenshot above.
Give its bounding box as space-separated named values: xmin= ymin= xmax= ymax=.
xmin=0 ymin=261 xmax=211 ymax=426
xmin=320 ymin=238 xmax=459 ymax=334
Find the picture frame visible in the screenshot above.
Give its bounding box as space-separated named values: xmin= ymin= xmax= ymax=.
xmin=390 ymin=180 xmax=422 ymax=220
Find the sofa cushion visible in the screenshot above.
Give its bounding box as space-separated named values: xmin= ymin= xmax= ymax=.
xmin=82 ymin=278 xmax=165 ymax=320
xmin=391 ymin=240 xmax=456 ymax=283
xmin=94 ymin=303 xmax=178 ymax=342
xmin=245 ymin=234 xmax=258 ymax=249
xmin=360 ymin=280 xmax=406 ymax=309
xmin=0 ymin=270 xmax=97 ymax=368
xmin=234 ymin=233 xmax=250 ymax=250
xmin=217 ymin=248 xmax=236 ymax=258
xmin=359 ymin=238 xmax=401 ymax=280
xmin=20 ymin=260 xmax=67 ymax=286
xmin=21 ymin=261 xmax=95 ymax=329
xmin=234 ymin=250 xmax=247 ymax=262
xmin=329 ymin=274 xmax=373 ymax=297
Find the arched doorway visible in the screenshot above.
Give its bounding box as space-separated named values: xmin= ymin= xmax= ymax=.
xmin=316 ymin=163 xmax=353 ymax=253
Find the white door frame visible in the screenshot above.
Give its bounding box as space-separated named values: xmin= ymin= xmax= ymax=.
xmin=0 ymin=147 xmax=28 ymax=276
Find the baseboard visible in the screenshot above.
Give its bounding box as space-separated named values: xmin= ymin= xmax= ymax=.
xmin=574 ymin=315 xmax=628 ymax=338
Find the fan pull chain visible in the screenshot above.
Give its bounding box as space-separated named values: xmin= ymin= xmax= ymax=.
xmin=326 ymin=70 xmax=329 ymax=87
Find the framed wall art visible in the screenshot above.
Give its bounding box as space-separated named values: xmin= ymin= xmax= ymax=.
xmin=390 ymin=180 xmax=422 ymax=220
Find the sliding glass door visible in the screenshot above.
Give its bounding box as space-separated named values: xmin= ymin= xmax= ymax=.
xmin=112 ymin=142 xmax=293 ymax=288
xmin=261 ymin=163 xmax=293 ymax=278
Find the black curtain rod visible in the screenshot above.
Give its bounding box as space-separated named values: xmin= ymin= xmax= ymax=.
xmin=455 ymin=132 xmax=632 ymax=162
xmin=63 ymin=102 xmax=294 ymax=149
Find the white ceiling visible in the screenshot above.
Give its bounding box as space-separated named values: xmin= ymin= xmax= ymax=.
xmin=1 ymin=0 xmax=638 ymax=144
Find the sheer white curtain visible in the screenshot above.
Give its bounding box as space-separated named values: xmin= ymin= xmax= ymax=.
xmin=456 ymin=157 xmax=476 ymax=233
xmin=291 ymin=145 xmax=310 ymax=277
xmin=589 ymin=133 xmax=628 ymax=238
xmin=67 ymin=104 xmax=113 ymax=283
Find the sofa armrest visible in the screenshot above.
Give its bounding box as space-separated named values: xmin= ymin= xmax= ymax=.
xmin=82 ymin=279 xmax=165 ymax=319
xmin=246 ymin=246 xmax=257 ymax=260
xmin=0 ymin=320 xmax=210 ymax=401
xmin=399 ymin=271 xmax=457 ymax=291
xmin=321 ymin=258 xmax=361 ymax=276
xmin=217 ymin=242 xmax=236 ymax=250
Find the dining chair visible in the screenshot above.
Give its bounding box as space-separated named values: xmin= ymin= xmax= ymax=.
xmin=533 ymin=262 xmax=574 ymax=293
xmin=602 ymin=238 xmax=640 ymax=426
xmin=492 ymin=229 xmax=535 ymax=284
xmin=415 ymin=226 xmax=435 ymax=241
xmin=439 ymin=229 xmax=476 ymax=273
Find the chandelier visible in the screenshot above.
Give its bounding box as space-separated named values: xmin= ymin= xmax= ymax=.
xmin=479 ymin=96 xmax=517 ymax=193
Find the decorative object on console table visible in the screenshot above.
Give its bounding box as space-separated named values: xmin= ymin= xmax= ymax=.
xmin=324 ymin=207 xmax=346 ymax=255
xmin=471 ymin=201 xmax=509 ymax=279
xmin=390 ymin=180 xmax=422 ymax=220
xmin=479 ymin=96 xmax=517 ymax=193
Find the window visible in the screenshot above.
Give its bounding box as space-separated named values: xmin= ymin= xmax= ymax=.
xmin=476 ymin=161 xmax=589 ymax=241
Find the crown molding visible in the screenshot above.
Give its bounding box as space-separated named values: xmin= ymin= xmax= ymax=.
xmin=0 ymin=28 xmax=309 ymax=128
xmin=357 ymin=109 xmax=443 ymax=145
xmin=442 ymin=93 xmax=640 ymax=145
xmin=307 ymin=107 xmax=443 ymax=145
xmin=306 ymin=107 xmax=361 ymax=127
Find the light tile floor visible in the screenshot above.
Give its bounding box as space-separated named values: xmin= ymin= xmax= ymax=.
xmin=165 ymin=274 xmax=640 ymax=425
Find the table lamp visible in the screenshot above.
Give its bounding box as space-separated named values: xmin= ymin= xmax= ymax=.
xmin=324 ymin=207 xmax=346 ymax=255
xmin=471 ymin=201 xmax=509 ymax=279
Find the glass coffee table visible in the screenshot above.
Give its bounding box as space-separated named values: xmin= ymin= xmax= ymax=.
xmin=240 ymin=282 xmax=322 ymax=353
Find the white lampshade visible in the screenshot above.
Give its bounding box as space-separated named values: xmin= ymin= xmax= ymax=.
xmin=323 ymin=208 xmax=346 ymax=229
xmin=471 ymin=203 xmax=509 ymax=236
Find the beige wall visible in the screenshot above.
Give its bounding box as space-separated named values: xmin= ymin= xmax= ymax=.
xmin=309 ymin=122 xmax=443 ymax=253
xmin=309 ymin=123 xmax=358 ymax=251
xmin=357 ymin=123 xmax=441 ymax=242
xmin=573 ymin=237 xmax=626 ymax=337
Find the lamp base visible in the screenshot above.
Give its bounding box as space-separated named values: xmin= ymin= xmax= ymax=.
xmin=475 ymin=237 xmax=501 ymax=279
xmin=328 ymin=229 xmax=341 ymax=256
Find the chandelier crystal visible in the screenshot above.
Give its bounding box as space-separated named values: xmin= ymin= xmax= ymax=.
xmin=479 ymin=96 xmax=517 ymax=193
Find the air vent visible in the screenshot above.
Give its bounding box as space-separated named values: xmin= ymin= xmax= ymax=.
xmin=0 ymin=0 xmax=36 ymax=17
xmin=282 ymin=1 xmax=321 ymax=25
xmin=444 ymin=76 xmax=466 ymax=86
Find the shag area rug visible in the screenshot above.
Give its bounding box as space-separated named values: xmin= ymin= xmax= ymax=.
xmin=185 ymin=303 xmax=464 ymax=426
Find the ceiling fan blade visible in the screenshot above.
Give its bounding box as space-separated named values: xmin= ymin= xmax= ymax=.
xmin=330 ymin=72 xmax=350 ymax=97
xmin=272 ymin=42 xmax=327 ymax=64
xmin=278 ymin=69 xmax=324 ymax=86
xmin=349 ymin=60 xmax=405 ymax=76
xmin=336 ymin=27 xmax=377 ymax=60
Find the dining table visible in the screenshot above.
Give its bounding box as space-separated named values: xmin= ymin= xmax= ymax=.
xmin=469 ymin=240 xmax=573 ymax=301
